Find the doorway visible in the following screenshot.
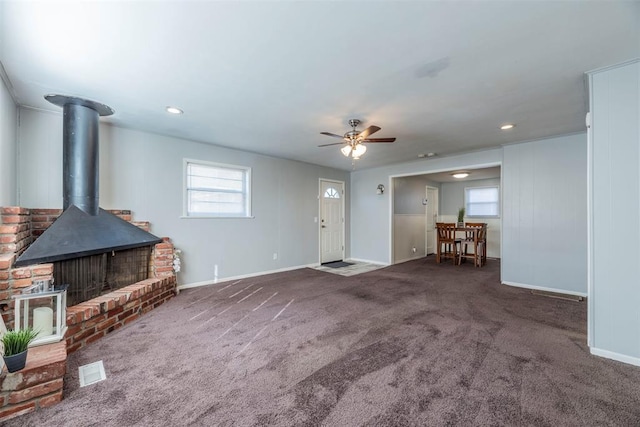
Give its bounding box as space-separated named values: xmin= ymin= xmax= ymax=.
xmin=390 ymin=166 xmax=502 ymax=265
xmin=319 ymin=179 xmax=345 ymax=264
xmin=425 ymin=186 xmax=439 ymax=255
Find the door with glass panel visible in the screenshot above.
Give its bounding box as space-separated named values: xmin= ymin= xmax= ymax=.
xmin=320 ymin=180 xmax=345 ymax=264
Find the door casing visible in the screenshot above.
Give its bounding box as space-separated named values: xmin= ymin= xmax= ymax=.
xmin=319 ymin=179 xmax=345 ymax=264
xmin=425 ymin=186 xmax=439 ymax=255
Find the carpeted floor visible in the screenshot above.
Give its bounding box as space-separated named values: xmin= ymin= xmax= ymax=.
xmin=8 ymin=257 xmax=640 ymax=426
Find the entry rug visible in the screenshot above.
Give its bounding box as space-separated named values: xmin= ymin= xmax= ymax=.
xmin=322 ymin=261 xmax=354 ymax=268
xmin=313 ymin=261 xmax=385 ymax=277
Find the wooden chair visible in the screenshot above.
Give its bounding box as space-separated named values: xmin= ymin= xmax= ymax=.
xmin=461 ymin=222 xmax=487 ymax=267
xmin=436 ymin=223 xmax=461 ymax=265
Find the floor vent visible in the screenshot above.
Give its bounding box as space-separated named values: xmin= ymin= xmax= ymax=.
xmin=531 ymin=290 xmax=584 ymax=302
xmin=79 ymin=360 xmax=106 ymax=387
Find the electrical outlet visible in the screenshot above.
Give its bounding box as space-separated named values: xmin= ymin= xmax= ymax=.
xmin=412 ymin=247 xmax=417 ymax=253
xmin=273 ymin=252 xmax=278 ymax=260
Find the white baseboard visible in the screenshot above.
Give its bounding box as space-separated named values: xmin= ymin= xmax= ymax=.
xmin=590 ymin=347 xmax=640 ymax=367
xmin=178 ymin=263 xmax=316 ymax=291
xmin=393 ymin=256 xmax=425 ymax=264
xmin=346 ymin=258 xmax=389 ymax=266
xmin=501 ymin=280 xmax=587 ymax=298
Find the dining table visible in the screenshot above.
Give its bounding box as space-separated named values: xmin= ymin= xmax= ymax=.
xmin=436 ymin=223 xmax=487 ymax=266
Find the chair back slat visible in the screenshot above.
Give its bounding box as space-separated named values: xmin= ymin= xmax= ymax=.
xmin=464 ymin=222 xmax=484 ymax=240
xmin=436 ymin=222 xmax=457 ymax=241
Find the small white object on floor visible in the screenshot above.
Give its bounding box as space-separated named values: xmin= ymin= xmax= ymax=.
xmin=79 ymin=360 xmax=106 ymax=387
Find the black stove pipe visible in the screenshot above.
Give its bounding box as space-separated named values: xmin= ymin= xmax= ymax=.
xmin=63 ymin=103 xmax=99 ymax=215
xmin=46 ymin=95 xmax=114 ymax=215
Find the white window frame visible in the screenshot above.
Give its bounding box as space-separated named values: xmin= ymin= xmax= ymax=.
xmin=183 ymin=159 xmax=252 ymax=218
xmin=464 ymin=185 xmax=500 ymax=218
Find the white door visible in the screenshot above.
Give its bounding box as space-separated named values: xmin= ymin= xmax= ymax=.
xmin=425 ymin=186 xmax=439 ymax=255
xmin=320 ymin=180 xmax=344 ymax=264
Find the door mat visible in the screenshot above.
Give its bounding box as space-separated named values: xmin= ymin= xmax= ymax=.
xmin=313 ymin=261 xmax=385 ymax=277
xmin=322 ymin=261 xmax=354 ymax=268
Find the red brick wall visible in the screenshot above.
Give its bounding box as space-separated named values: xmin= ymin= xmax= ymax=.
xmin=0 ymin=207 xmax=32 ymax=256
xmin=0 ymin=342 xmax=66 ymax=422
xmin=29 ymin=208 xmax=62 ymax=239
xmin=0 ymin=260 xmax=53 ymax=327
xmin=152 ymin=238 xmax=175 ymax=278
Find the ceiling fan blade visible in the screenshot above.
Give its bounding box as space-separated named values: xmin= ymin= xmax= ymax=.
xmin=358 ymin=125 xmax=381 ymax=139
xmin=317 ymin=142 xmax=346 ymax=147
xmin=320 ymin=132 xmax=345 ymax=139
xmin=362 ymin=137 xmax=396 ymax=143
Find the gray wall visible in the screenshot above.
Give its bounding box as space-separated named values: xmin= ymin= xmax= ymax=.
xmin=0 ymin=76 xmax=17 ymax=206
xmin=440 ymin=178 xmax=500 ymax=216
xmin=392 ymin=176 xmax=440 ymax=263
xmin=394 ymin=176 xmax=439 ymax=214
xmin=350 ymin=148 xmax=503 ymax=264
xmin=589 ymin=60 xmax=640 ymax=364
xmin=17 ymin=108 xmax=349 ymax=286
xmin=502 ymin=133 xmax=587 ymax=296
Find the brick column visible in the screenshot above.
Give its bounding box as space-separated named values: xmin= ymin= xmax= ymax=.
xmin=151 ymin=238 xmax=175 ymax=278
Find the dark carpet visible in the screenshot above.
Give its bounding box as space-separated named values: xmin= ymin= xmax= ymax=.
xmin=321 ymin=261 xmax=354 ymax=268
xmin=8 ymin=257 xmax=640 ymax=426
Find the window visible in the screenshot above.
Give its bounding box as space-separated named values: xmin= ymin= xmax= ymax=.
xmin=184 ymin=159 xmax=251 ymax=217
xmin=324 ymin=187 xmax=340 ymax=199
xmin=465 ymin=186 xmax=499 ymax=217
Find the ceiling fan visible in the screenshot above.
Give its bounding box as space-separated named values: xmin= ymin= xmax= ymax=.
xmin=319 ymin=119 xmax=396 ymax=159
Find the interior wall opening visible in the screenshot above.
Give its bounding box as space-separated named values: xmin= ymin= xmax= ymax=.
xmin=391 ymin=166 xmax=502 ymax=265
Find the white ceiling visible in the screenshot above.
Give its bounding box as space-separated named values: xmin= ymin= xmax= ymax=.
xmin=1 ymin=1 xmax=638 ymax=171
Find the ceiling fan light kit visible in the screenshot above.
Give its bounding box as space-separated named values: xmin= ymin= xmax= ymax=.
xmin=341 ymin=143 xmax=366 ymax=159
xmin=319 ymin=118 xmax=396 ymax=160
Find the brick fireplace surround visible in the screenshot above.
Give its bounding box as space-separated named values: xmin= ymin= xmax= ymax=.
xmin=0 ymin=207 xmax=178 ymax=421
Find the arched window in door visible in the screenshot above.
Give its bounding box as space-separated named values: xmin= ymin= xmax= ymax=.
xmin=324 ymin=187 xmax=340 ymax=199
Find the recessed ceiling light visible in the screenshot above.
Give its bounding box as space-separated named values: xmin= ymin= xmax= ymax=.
xmin=166 ymin=106 xmax=183 ymax=115
xmin=500 ymin=124 xmax=515 ymax=130
xmin=452 ymin=172 xmax=469 ymax=179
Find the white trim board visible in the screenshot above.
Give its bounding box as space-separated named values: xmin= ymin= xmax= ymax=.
xmin=502 ymin=281 xmax=588 ymax=298
xmin=590 ymin=347 xmax=640 ymax=367
xmin=178 ymin=263 xmax=317 ymax=291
